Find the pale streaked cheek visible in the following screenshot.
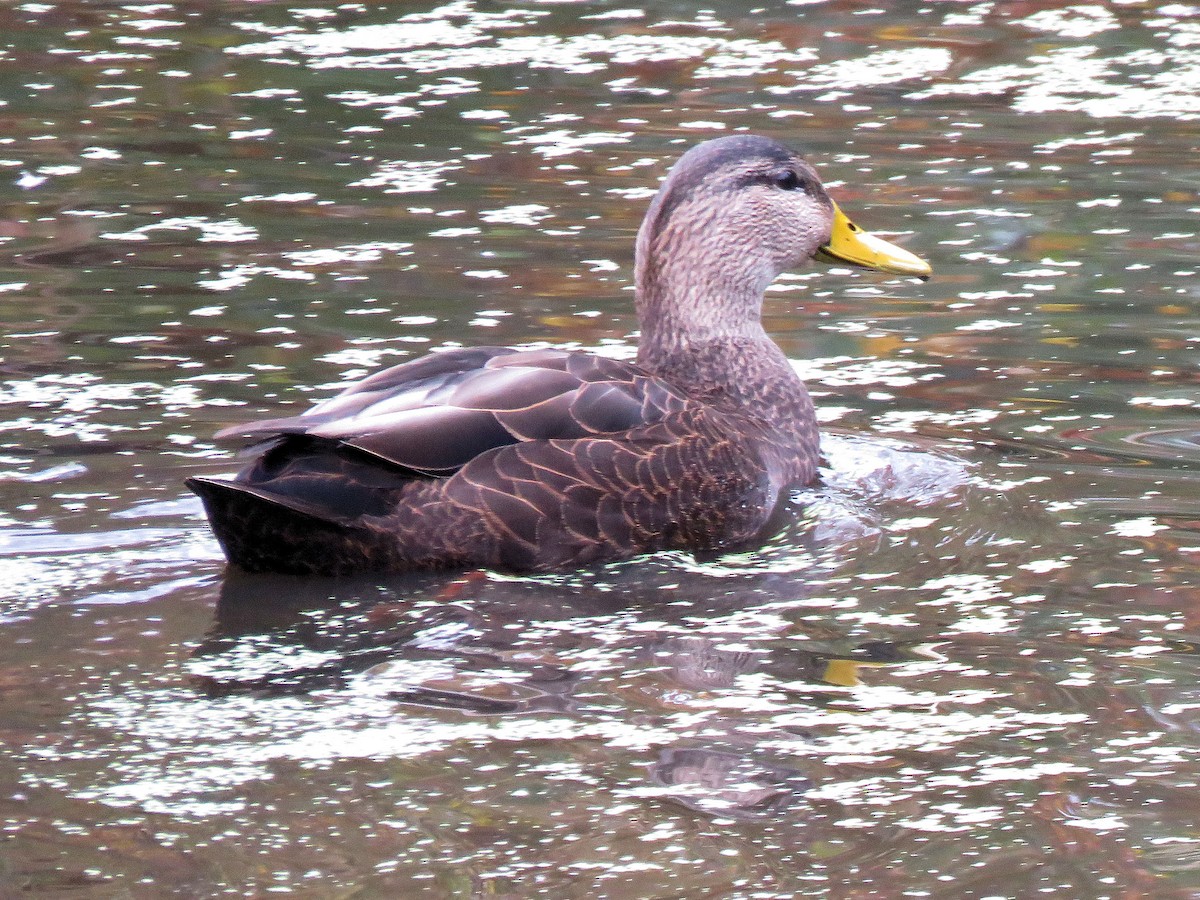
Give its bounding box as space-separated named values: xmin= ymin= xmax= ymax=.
xmin=797 ymin=197 xmax=834 ymax=257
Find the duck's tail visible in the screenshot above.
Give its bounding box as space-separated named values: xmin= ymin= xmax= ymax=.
xmin=186 ymin=476 xmax=400 ymax=576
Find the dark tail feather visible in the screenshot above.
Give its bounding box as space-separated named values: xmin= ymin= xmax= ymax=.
xmin=186 ymin=476 xmax=399 ymax=575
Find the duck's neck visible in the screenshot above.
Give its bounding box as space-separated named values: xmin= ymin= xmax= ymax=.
xmin=634 ymin=256 xmax=815 ymax=442
xmin=635 ymin=275 xmax=774 ymax=390
xmin=634 ymin=210 xmax=775 ymax=357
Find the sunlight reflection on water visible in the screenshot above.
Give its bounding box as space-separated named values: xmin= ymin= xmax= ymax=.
xmin=3 ymin=0 xmax=1200 ymax=895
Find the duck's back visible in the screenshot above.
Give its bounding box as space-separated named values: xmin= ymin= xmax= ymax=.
xmin=187 ymin=346 xmax=809 ymax=575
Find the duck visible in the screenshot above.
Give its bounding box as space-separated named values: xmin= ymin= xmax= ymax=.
xmin=187 ymin=134 xmax=931 ymax=576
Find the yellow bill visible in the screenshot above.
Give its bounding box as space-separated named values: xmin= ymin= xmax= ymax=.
xmin=815 ymin=201 xmax=932 ymax=279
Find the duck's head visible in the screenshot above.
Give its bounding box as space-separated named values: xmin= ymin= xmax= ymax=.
xmin=635 ymin=134 xmax=930 ymax=343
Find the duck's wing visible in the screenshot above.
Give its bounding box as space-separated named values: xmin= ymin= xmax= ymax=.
xmin=216 ymin=346 xmax=691 ymax=476
xmin=437 ymin=403 xmax=782 ymax=570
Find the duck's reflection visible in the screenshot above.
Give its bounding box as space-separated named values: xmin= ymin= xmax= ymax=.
xmin=647 ymin=748 xmax=812 ymax=820
xmin=190 ymin=566 xmax=943 ymax=822
xmin=192 ymin=568 xmax=627 ymax=699
xmin=194 ymin=566 xmax=935 ymax=708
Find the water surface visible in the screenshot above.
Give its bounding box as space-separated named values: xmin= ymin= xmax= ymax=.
xmin=3 ymin=1 xmax=1200 ymax=896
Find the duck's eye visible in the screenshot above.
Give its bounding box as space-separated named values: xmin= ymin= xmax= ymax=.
xmin=773 ymin=170 xmax=803 ymax=191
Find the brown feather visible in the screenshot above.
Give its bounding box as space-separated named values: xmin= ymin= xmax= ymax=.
xmin=187 ymin=135 xmax=875 ymax=575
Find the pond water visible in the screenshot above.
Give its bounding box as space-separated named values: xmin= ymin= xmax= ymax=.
xmin=3 ymin=0 xmax=1200 ymax=895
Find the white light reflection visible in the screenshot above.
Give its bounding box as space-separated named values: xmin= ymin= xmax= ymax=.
xmin=101 ymin=216 xmax=258 ymax=244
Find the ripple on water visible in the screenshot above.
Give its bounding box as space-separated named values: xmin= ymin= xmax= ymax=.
xmin=4 ymin=0 xmax=1200 ymax=894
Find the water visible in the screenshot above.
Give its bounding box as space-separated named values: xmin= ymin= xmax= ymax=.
xmin=2 ymin=1 xmax=1199 ymax=895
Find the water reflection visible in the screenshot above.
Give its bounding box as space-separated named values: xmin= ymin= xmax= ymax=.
xmin=193 ymin=562 xmax=942 ymax=703
xmin=648 ymin=748 xmax=812 ymax=820
xmin=4 ymin=0 xmax=1200 ymax=895
xmin=176 ymin=554 xmax=965 ymax=865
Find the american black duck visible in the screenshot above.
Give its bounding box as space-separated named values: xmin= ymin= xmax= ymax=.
xmin=188 ymin=134 xmax=931 ymax=575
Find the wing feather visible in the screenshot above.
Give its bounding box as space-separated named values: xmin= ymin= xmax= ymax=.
xmin=329 ymin=406 xmax=514 ymax=473
xmin=217 ymin=347 xmax=692 ymax=481
xmin=436 ymin=406 xmax=782 ymax=568
xmin=342 ymin=346 xmax=513 ymax=396
xmin=447 ymin=366 xmax=581 ymax=411
xmin=494 ymin=392 xmax=582 ymax=441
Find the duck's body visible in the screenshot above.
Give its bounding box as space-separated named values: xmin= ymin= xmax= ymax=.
xmin=188 ymin=135 xmax=929 ymax=576
xmin=188 ymin=343 xmax=811 ymax=574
